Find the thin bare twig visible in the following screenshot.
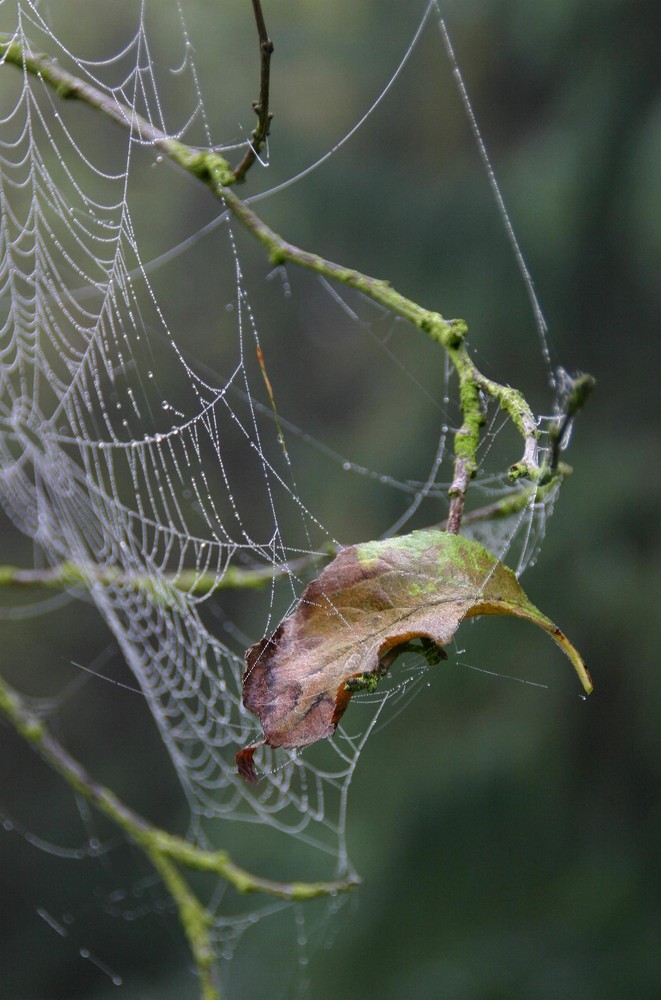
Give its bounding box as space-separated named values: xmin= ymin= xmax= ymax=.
xmin=549 ymin=373 xmax=595 ymax=471
xmin=232 ymin=0 xmax=274 ymax=182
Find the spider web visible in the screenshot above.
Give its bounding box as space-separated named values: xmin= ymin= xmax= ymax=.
xmin=0 ymin=1 xmax=572 ymax=995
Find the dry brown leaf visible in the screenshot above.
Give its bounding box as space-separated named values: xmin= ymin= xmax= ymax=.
xmin=237 ymin=530 xmax=592 ymax=781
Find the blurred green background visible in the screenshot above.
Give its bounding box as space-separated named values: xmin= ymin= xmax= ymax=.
xmin=0 ymin=1 xmax=659 ymax=998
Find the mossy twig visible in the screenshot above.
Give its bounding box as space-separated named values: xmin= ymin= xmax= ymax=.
xmin=0 ymin=675 xmax=358 ymax=1000
xmin=0 ymin=555 xmax=321 ymax=595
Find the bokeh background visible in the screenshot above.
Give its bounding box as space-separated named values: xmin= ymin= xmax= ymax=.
xmin=0 ymin=1 xmax=659 ymax=998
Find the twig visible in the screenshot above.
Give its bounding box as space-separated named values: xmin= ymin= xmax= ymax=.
xmin=549 ymin=373 xmax=595 ymax=471
xmin=437 ymin=463 xmax=571 ymax=531
xmin=446 ymin=362 xmax=485 ymax=533
xmin=446 ymin=353 xmax=539 ymax=533
xmin=0 ymin=478 xmax=570 ymax=601
xmin=232 ymin=0 xmax=274 ymax=183
xmin=0 ymin=34 xmax=543 ymax=530
xmin=0 ymin=551 xmax=332 ymax=595
xmin=0 ymin=678 xmax=357 ymax=902
xmin=0 ymin=674 xmax=359 ymax=999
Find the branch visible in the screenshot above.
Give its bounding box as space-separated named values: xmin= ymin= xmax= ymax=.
xmin=446 ymin=353 xmax=539 ymax=533
xmin=0 ymin=34 xmax=544 ymax=533
xmin=0 ymin=552 xmax=331 ymax=595
xmin=0 ymin=472 xmax=571 ymax=599
xmin=437 ymin=463 xmax=571 ymax=532
xmin=446 ymin=360 xmax=485 ymax=533
xmin=231 ymin=0 xmax=274 ymax=183
xmin=0 ymin=673 xmax=359 ymax=1000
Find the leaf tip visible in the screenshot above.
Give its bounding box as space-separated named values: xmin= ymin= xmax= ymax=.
xmin=549 ymin=625 xmax=593 ymax=695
